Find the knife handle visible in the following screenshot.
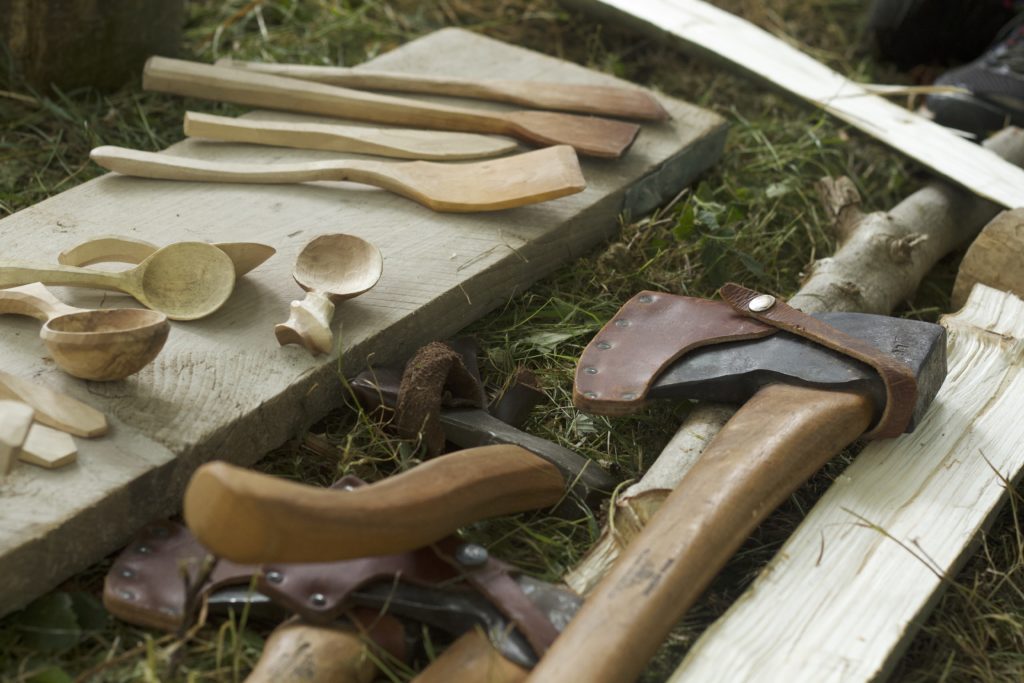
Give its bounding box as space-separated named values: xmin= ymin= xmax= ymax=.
xmin=184 ymin=444 xmax=566 ymax=564
xmin=412 ymin=629 xmax=528 ymax=683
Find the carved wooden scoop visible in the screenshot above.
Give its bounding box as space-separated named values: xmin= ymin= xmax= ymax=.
xmin=0 ymin=242 xmax=236 ymax=320
xmin=90 ymin=144 xmax=586 ymax=213
xmin=0 ymin=283 xmax=169 ymax=381
xmin=57 ymin=235 xmax=274 ymax=278
xmin=275 ymin=234 xmax=383 ymax=355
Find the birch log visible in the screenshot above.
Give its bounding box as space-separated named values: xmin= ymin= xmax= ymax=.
xmin=567 ymin=126 xmax=1024 ymax=595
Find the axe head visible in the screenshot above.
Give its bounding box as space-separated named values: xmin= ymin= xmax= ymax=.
xmin=650 ymin=312 xmax=946 ymax=433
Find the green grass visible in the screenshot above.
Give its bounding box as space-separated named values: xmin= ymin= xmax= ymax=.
xmin=1 ymin=0 xmax=1023 ymax=681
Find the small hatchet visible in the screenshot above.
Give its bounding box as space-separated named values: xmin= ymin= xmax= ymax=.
xmin=524 ymin=285 xmax=947 ymax=682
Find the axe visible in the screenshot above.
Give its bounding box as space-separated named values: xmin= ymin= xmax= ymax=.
xmin=519 ymin=284 xmax=947 ymax=682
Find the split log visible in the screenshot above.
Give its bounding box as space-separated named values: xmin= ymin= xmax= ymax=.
xmin=950 ymin=208 xmax=1024 ymax=309
xmin=0 ymin=0 xmax=183 ymax=90
xmin=566 ymin=126 xmax=1024 ymax=594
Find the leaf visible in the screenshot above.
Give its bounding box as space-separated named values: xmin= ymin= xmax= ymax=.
xmin=673 ymin=203 xmax=696 ymax=241
xmin=734 ymin=249 xmax=767 ymax=278
xmin=14 ymin=593 xmax=82 ymax=653
xmin=68 ymin=592 xmax=108 ymax=633
xmin=28 ymin=667 xmax=73 ymax=683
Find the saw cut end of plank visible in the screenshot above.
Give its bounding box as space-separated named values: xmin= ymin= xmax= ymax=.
xmin=946 ymin=281 xmax=1024 ymax=340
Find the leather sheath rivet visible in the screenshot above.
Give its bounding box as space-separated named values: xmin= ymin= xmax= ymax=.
xmin=159 ymin=606 xmax=179 ymax=616
xmin=119 ymin=568 xmax=135 ymax=579
xmin=309 ymin=593 xmax=328 ymax=607
xmin=135 ymin=545 xmax=151 ymax=554
xmin=596 ymin=341 xmax=611 ymax=350
xmin=266 ymin=570 xmax=284 ymax=584
xmin=117 ymin=589 xmax=135 ymax=601
xmin=584 ymin=366 xmax=598 ymax=375
xmin=748 ymin=294 xmax=776 ymax=312
xmin=638 ymin=294 xmax=654 ymax=303
xmin=455 ymin=543 xmax=489 ymax=567
xmin=621 ymin=392 xmax=637 ymax=400
xmin=614 ymin=319 xmax=630 ymax=328
xmin=584 ymin=391 xmax=598 ymax=400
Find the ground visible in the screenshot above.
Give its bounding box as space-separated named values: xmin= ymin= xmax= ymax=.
xmin=1 ymin=1 xmax=1022 ymax=681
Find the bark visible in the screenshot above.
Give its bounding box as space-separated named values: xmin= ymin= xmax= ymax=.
xmin=1 ymin=0 xmax=184 ymax=90
xmin=567 ymin=126 xmax=1024 ymax=595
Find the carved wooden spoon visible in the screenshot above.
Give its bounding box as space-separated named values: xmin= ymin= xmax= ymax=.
xmin=0 ymin=283 xmax=169 ymax=381
xmin=0 ymin=242 xmax=236 ymax=320
xmin=275 ymin=234 xmax=383 ymax=355
xmin=58 ymin=235 xmax=274 ymax=278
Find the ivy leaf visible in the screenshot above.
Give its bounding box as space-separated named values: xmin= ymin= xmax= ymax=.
xmin=14 ymin=593 xmax=82 ymax=653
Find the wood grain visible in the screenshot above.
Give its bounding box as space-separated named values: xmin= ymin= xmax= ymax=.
xmin=669 ymin=285 xmax=1024 ymax=682
xmin=951 ymin=209 xmax=1024 ymax=308
xmin=0 ymin=27 xmax=726 ymax=616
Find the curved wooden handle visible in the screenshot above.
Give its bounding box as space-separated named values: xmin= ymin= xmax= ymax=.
xmin=58 ymin=235 xmax=159 ymax=268
xmin=413 ymin=629 xmax=528 ymax=683
xmin=245 ymin=622 xmax=376 ymax=683
xmin=0 ymin=283 xmax=81 ymax=321
xmin=274 ymin=290 xmax=335 ymax=355
xmin=527 ymin=383 xmax=875 ymax=683
xmin=0 ymin=259 xmax=129 ymax=294
xmin=184 ymin=444 xmax=566 ymax=564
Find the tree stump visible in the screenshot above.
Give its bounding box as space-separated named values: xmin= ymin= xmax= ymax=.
xmin=1 ymin=0 xmax=184 ymax=90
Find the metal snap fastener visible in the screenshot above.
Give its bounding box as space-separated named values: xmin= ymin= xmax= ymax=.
xmin=748 ymin=294 xmax=776 ymax=312
xmin=309 ymin=593 xmax=328 ymax=607
xmin=455 ymin=543 xmax=489 ymax=567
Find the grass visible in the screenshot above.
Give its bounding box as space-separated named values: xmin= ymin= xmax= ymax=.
xmin=1 ymin=0 xmax=1023 ymax=681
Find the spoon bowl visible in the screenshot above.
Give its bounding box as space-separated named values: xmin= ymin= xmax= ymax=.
xmin=0 ymin=283 xmax=170 ymax=381
xmin=42 ymin=308 xmax=170 ymax=381
xmin=275 ymin=233 xmax=384 ymax=355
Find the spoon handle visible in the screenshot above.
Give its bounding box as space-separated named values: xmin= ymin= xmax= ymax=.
xmin=274 ymin=290 xmax=335 ymax=355
xmin=0 ymin=283 xmax=82 ymax=322
xmin=0 ymin=261 xmax=129 ymax=295
xmin=58 ymin=235 xmax=159 ymax=268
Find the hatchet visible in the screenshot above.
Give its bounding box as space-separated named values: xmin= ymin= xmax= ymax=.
xmin=520 ymin=284 xmax=947 ymax=682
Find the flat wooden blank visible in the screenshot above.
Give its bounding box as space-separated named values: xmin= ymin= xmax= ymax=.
xmin=0 ymin=27 xmax=727 ymax=615
xmin=670 ymin=284 xmax=1024 ymax=682
xmin=564 ymin=0 xmax=1024 ymax=208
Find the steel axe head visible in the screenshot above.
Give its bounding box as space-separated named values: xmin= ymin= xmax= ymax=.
xmin=649 ymin=312 xmax=946 ymax=433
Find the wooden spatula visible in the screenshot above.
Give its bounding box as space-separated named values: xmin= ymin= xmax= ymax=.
xmin=90 ymin=144 xmax=586 ymax=213
xmin=215 ymin=58 xmax=670 ymax=121
xmin=143 ymin=57 xmax=640 ymax=159
xmin=184 ymin=111 xmax=518 ymax=160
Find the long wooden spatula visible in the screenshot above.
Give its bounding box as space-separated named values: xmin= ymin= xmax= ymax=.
xmin=143 ymin=57 xmax=640 ymax=158
xmin=215 ymin=58 xmax=670 ymax=121
xmin=90 ymin=144 xmax=586 ymax=212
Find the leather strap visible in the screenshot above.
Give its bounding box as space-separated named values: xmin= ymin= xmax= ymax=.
xmin=720 ymin=283 xmax=917 ymax=439
xmin=573 ymin=291 xmax=777 ymax=415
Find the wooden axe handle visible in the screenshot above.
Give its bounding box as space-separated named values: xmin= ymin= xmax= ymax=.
xmin=245 ymin=621 xmax=376 ymax=683
xmin=526 ymin=383 xmax=875 ymax=682
xmin=184 ymin=444 xmax=566 ymax=564
xmin=412 ymin=629 xmax=528 ymax=683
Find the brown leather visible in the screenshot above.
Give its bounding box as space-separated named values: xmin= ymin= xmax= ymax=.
xmin=720 ymin=283 xmax=917 ymax=439
xmin=490 ymin=368 xmax=545 ymax=429
xmin=394 ymin=341 xmax=486 ymax=456
xmin=573 ymin=291 xmax=777 ymax=415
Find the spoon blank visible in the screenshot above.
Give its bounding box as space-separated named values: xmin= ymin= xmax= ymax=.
xmin=90 ymin=144 xmax=586 ymax=213
xmin=0 ymin=371 xmax=107 ymax=438
xmin=58 ymin=235 xmax=274 ymax=278
xmin=0 ymin=401 xmax=34 ymax=475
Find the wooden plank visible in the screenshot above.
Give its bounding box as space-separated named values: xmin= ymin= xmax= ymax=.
xmin=562 ymin=0 xmax=1024 ymax=208
xmin=0 ymin=27 xmax=726 ymax=616
xmin=669 ymin=284 xmax=1024 ymax=682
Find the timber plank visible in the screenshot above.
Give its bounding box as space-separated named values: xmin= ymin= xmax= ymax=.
xmin=563 ymin=0 xmax=1024 ymax=208
xmin=669 ymin=285 xmax=1024 ymax=682
xmin=0 ymin=27 xmax=726 ymax=615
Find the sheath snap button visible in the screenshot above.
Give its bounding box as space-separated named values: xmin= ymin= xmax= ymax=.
xmin=455 ymin=543 xmax=489 ymax=567
xmin=748 ymin=294 xmax=776 ymax=312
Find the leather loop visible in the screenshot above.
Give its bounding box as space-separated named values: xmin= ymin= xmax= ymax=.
xmin=573 ymin=291 xmax=776 ymax=415
xmin=719 ymin=283 xmax=917 ymax=439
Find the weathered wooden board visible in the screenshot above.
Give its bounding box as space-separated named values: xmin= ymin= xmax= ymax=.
xmin=563 ymin=0 xmax=1024 ymax=208
xmin=0 ymin=28 xmax=726 ymax=615
xmin=669 ymin=285 xmax=1024 ymax=682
